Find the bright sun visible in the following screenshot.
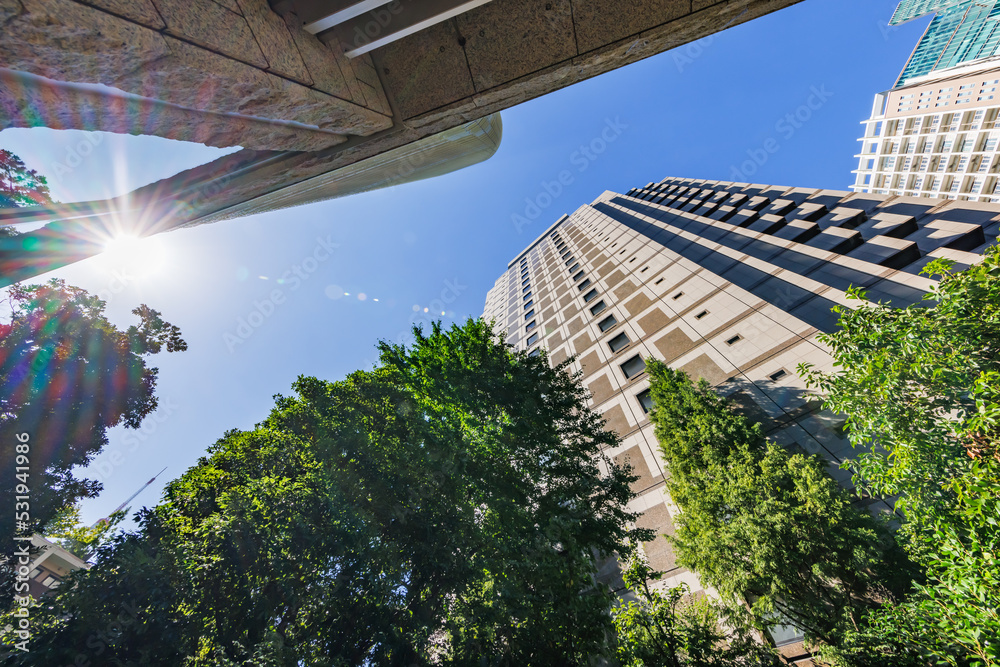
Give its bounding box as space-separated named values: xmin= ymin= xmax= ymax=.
xmin=101 ymin=234 xmax=167 ymax=278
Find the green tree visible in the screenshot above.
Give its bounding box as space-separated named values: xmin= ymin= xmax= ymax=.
xmin=613 ymin=545 xmax=778 ymax=667
xmin=800 ymin=247 xmax=1000 ymax=666
xmin=799 ymin=248 xmax=1000 ymax=519
xmin=14 ymin=320 xmax=648 ymax=665
xmin=646 ymin=360 xmax=913 ymax=656
xmin=0 ymin=149 xmax=53 ymax=209
xmin=45 ymin=504 xmax=125 ymax=561
xmin=0 ymin=279 xmax=187 ymax=596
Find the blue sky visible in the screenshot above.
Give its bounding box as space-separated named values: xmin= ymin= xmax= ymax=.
xmin=0 ymin=0 xmax=930 ymax=527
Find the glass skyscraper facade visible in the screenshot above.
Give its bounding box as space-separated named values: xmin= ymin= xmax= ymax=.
xmin=892 ymin=0 xmax=965 ymax=24
xmin=893 ymin=0 xmax=1000 ymax=87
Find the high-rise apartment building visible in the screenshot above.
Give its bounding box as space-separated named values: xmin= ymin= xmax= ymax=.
xmin=891 ymin=0 xmax=1000 ymax=88
xmin=851 ymin=59 xmax=1000 ymax=201
xmin=484 ymin=176 xmax=999 ymax=656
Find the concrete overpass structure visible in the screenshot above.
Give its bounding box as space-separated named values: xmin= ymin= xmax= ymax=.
xmin=0 ymin=0 xmax=802 ymax=285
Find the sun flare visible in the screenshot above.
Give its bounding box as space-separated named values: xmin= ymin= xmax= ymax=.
xmin=101 ymin=233 xmax=166 ymax=278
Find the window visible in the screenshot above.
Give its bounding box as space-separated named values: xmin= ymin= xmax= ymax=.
xmin=525 ymin=320 xmax=536 ymax=332
xmin=526 ymin=332 xmax=539 ymax=346
xmin=523 ymin=291 xmax=532 ymax=301
xmin=569 ymin=263 xmax=580 ymax=273
xmin=640 ymin=266 xmax=649 ymax=273
xmin=577 ymin=278 xmax=592 ymax=291
xmin=636 ymin=389 xmax=654 ymax=414
xmin=572 ymin=270 xmax=585 ymax=282
xmin=523 ymin=299 xmax=534 ymax=310
xmin=694 ymin=310 xmax=709 ymax=320
xmin=628 ymin=256 xmax=637 ymax=263
xmin=654 ymin=278 xmax=664 ymax=285
xmin=620 ymin=355 xmax=645 ymax=379
xmin=522 ymin=285 xmax=530 ymax=293
xmin=598 ymin=314 xmax=618 ymax=332
xmin=590 ymin=300 xmax=607 ymax=315
xmin=583 ymin=288 xmax=599 ymax=303
xmin=565 ymin=257 xmax=576 ymax=266
xmin=607 ymin=332 xmax=630 ymax=353
xmin=725 ymin=334 xmax=742 ymax=345
xmin=528 ymin=348 xmax=541 ymax=357
xmin=672 ymin=291 xmax=684 ymax=300
xmin=521 ymin=277 xmax=529 ymax=286
xmin=524 ymin=309 xmax=535 ymax=320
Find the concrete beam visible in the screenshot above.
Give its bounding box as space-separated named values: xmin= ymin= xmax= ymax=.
xmin=0 ymin=0 xmax=393 ymax=148
xmin=298 ymin=0 xmax=395 ymax=33
xmin=322 ymin=0 xmax=497 ymax=57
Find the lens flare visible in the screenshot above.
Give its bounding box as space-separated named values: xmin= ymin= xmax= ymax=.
xmin=101 ymin=233 xmax=166 ymax=278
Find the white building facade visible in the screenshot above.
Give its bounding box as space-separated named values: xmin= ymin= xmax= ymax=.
xmin=852 ymin=59 xmax=1000 ymax=202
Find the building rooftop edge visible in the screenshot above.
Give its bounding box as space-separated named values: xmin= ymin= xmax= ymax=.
xmin=505 ymin=213 xmax=571 ymax=269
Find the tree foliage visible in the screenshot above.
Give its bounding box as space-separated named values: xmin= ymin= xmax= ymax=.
xmin=612 ymin=546 xmax=778 ymax=667
xmin=0 ymin=150 xmax=53 ymax=209
xmin=13 ymin=319 xmax=648 ymax=665
xmin=45 ymin=504 xmax=126 ymax=562
xmin=800 ymin=247 xmax=1000 ymax=667
xmin=0 ymin=279 xmax=187 ymax=596
xmin=645 ymin=360 xmax=912 ymax=654
xmin=799 ymin=247 xmax=1000 ymax=517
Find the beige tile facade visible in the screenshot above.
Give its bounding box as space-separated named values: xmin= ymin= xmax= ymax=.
xmin=483 ymin=176 xmax=1000 ymax=653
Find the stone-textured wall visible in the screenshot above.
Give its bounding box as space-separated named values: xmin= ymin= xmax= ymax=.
xmin=371 ymin=0 xmax=804 ymax=134
xmin=0 ymin=0 xmax=803 ymax=154
xmin=0 ymin=0 xmax=393 ymax=150
xmin=1 ymin=0 xmax=810 ymax=284
xmin=186 ymin=0 xmax=806 ymax=218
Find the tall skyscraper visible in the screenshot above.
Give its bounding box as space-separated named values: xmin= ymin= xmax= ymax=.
xmin=484 ymin=176 xmax=999 ymax=658
xmin=851 ymin=59 xmax=1000 ymax=201
xmin=892 ymin=0 xmax=971 ymax=25
xmin=891 ymin=0 xmax=1000 ymax=88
